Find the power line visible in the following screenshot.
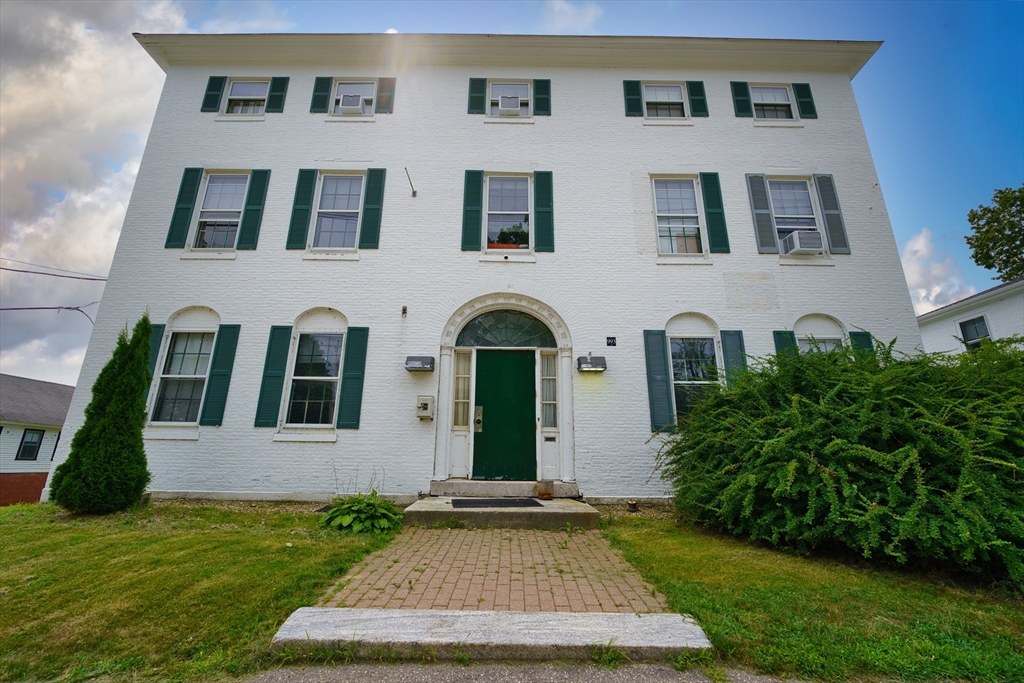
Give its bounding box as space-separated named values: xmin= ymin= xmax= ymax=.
xmin=0 ymin=257 xmax=106 ymax=279
xmin=0 ymin=302 xmax=99 ymax=325
xmin=0 ymin=266 xmax=107 ymax=281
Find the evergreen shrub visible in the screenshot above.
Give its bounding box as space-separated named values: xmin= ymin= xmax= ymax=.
xmin=50 ymin=314 xmax=153 ymax=514
xmin=659 ymin=338 xmax=1024 ymax=584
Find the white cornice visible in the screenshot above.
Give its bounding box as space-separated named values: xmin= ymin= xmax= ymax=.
xmin=134 ymin=33 xmax=881 ymax=78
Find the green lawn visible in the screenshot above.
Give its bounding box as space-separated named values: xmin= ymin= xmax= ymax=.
xmin=0 ymin=501 xmax=389 ymax=682
xmin=603 ymin=514 xmax=1024 ymax=682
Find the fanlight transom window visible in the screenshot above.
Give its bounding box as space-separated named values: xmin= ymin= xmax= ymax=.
xmin=456 ymin=310 xmax=556 ymax=348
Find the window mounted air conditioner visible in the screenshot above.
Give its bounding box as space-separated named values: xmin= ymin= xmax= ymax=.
xmin=339 ymin=94 xmax=364 ymax=115
xmin=498 ymin=96 xmax=521 ymax=116
xmin=780 ymin=230 xmax=824 ymax=255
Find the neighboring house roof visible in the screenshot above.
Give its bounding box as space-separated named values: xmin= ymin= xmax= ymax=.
xmin=0 ymin=374 xmax=75 ymax=428
xmin=916 ymin=278 xmax=1024 ymax=324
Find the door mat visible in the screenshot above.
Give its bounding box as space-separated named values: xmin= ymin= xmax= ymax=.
xmin=451 ymin=498 xmax=543 ymax=508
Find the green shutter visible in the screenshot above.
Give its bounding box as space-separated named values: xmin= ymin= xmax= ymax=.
xmin=700 ymin=172 xmax=730 ymax=253
xmin=358 ymin=168 xmax=386 ymax=249
xmin=534 ymin=171 xmax=554 ymax=252
xmin=337 ymin=327 xmax=369 ymax=429
xmin=461 ymin=170 xmax=484 ymax=251
xmin=534 ymin=79 xmax=551 ymax=115
xmin=310 ymin=77 xmax=332 ymax=113
xmin=793 ymin=83 xmax=817 ymax=119
xmin=813 ymin=174 xmax=851 ymax=255
xmin=468 ymin=78 xmax=487 ymax=114
xmin=746 ymin=174 xmax=779 ymax=254
xmin=623 ymin=80 xmax=643 ymax=116
xmin=643 ymin=330 xmax=674 ymax=432
xmin=146 ymin=324 xmax=165 ymax=399
xmin=199 ymin=324 xmax=240 ymax=426
xmin=165 ymin=168 xmax=203 ymax=249
xmin=731 ymin=81 xmax=752 ymax=117
xmin=254 ymin=326 xmax=292 ymax=427
xmin=236 ymin=169 xmax=270 ymax=250
xmin=376 ymin=78 xmax=396 ymax=113
xmin=849 ymin=331 xmax=874 ymax=352
xmin=265 ymin=77 xmax=289 ymax=113
xmin=720 ymin=330 xmax=747 ymax=385
xmin=687 ymin=81 xmax=708 ymax=117
xmin=287 ymin=169 xmax=317 ymax=249
xmin=774 ymin=330 xmax=798 ymax=356
xmin=201 ymin=76 xmax=226 ymax=112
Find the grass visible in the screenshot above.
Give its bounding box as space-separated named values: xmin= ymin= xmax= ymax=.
xmin=603 ymin=514 xmax=1024 ymax=682
xmin=0 ymin=500 xmax=391 ymax=682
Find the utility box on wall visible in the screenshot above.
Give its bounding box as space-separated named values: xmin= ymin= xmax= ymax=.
xmin=416 ymin=395 xmax=435 ymax=420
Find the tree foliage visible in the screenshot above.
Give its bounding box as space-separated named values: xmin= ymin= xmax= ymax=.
xmin=659 ymin=338 xmax=1024 ymax=585
xmin=50 ymin=314 xmax=153 ymax=514
xmin=965 ymin=184 xmax=1024 ymax=282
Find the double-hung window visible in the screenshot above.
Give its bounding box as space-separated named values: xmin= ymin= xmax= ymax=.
xmin=152 ymin=332 xmax=214 ymax=422
xmin=490 ymin=83 xmax=530 ymax=117
xmin=751 ymin=86 xmax=793 ymax=119
xmin=768 ymin=180 xmax=817 ymax=242
xmin=670 ymin=337 xmax=718 ymax=417
xmin=195 ymin=174 xmax=249 ymax=249
xmin=644 ymin=84 xmax=685 ymax=118
xmin=15 ymin=429 xmax=44 ymax=460
xmin=486 ymin=176 xmax=531 ymax=250
xmin=226 ymin=80 xmax=269 ymax=115
xmin=797 ymin=336 xmax=842 ymax=353
xmin=959 ymin=316 xmax=990 ymax=349
xmin=334 ymin=82 xmax=376 ymax=115
xmin=287 ymin=333 xmax=344 ymax=425
xmin=654 ymin=179 xmax=702 ymax=254
xmin=313 ymin=175 xmax=364 ymax=249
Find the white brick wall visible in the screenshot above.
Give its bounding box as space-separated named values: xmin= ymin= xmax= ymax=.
xmin=46 ymin=38 xmax=921 ymax=501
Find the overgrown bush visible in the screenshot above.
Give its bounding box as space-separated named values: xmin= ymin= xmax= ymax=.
xmin=322 ymin=490 xmax=403 ymax=533
xmin=659 ymin=338 xmax=1024 ymax=584
xmin=50 ymin=314 xmax=153 ymax=514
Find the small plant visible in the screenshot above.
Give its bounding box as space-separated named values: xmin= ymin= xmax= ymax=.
xmin=453 ymin=646 xmax=471 ymax=666
xmin=591 ymin=640 xmax=630 ymax=669
xmin=321 ymin=490 xmax=402 ymax=534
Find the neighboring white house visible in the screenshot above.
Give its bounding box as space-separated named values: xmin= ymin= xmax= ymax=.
xmin=1 ymin=374 xmax=74 ymax=505
xmin=917 ymin=279 xmax=1024 ymax=353
xmin=46 ymin=33 xmax=921 ymax=503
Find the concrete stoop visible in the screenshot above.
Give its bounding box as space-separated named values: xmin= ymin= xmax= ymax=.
xmin=272 ymin=608 xmax=712 ymax=661
xmin=403 ymin=497 xmax=600 ymax=529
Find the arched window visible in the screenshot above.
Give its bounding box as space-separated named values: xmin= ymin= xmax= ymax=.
xmin=455 ymin=310 xmax=556 ymax=348
xmin=793 ymin=314 xmax=845 ymax=352
xmin=152 ymin=307 xmax=222 ymax=423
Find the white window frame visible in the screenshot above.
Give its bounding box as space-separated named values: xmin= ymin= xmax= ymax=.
xmin=766 ymin=176 xmax=824 ymax=246
xmin=187 ymin=172 xmax=251 ymax=253
xmin=150 ymin=330 xmax=217 ymax=425
xmin=956 ymin=314 xmax=991 ymax=350
xmin=484 ymin=173 xmax=533 ymax=254
xmin=540 ymin=351 xmax=558 ymax=430
xmin=223 ymin=79 xmax=270 ymax=116
xmin=651 ymin=176 xmax=706 ymax=256
xmin=669 ymin=335 xmax=722 ymax=417
xmin=643 ymin=83 xmax=687 ymax=119
xmin=452 ymin=350 xmax=472 ymax=430
xmin=330 ymin=79 xmax=377 ymax=118
xmin=283 ymin=331 xmax=346 ymax=429
xmin=488 ymin=80 xmax=531 ymax=118
xmin=308 ymin=172 xmax=367 ymax=253
xmin=797 ymin=336 xmax=844 ymax=353
xmin=750 ymin=84 xmax=797 ymax=120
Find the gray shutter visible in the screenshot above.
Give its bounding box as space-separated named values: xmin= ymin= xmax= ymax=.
xmin=533 ymin=79 xmax=551 ymax=116
xmin=686 ymin=81 xmax=708 ymax=117
xmin=813 ymin=174 xmax=850 ymax=254
xmin=700 ymin=172 xmax=729 ymax=253
xmin=358 ymin=168 xmax=386 ymax=249
xmin=534 ymin=171 xmax=554 ymax=252
xmin=310 ymin=77 xmax=332 ymax=113
xmin=746 ymin=174 xmax=778 ymax=254
xmin=287 ymin=169 xmax=317 ymax=249
xmin=623 ymin=80 xmax=643 ymax=116
xmin=461 ymin=170 xmax=484 ymax=251
xmin=165 ymin=168 xmax=203 ymax=249
xmin=201 ymin=77 xmax=226 ymax=112
xmin=375 ymin=78 xmax=396 ymax=113
xmin=849 ymin=331 xmax=873 ymax=352
xmin=254 ymin=326 xmax=292 ymax=427
xmin=720 ymin=331 xmax=747 ymax=385
xmin=731 ymin=81 xmax=752 ymax=117
xmin=643 ymin=330 xmax=674 ymax=432
xmin=199 ymin=324 xmax=240 ymax=426
xmin=773 ymin=331 xmax=797 ymax=356
xmin=468 ymin=78 xmax=487 ymax=114
xmin=146 ymin=324 xmax=165 ymax=399
xmin=235 ymin=169 xmax=270 ymax=250
xmin=793 ymin=83 xmax=817 ymax=119
xmin=265 ymin=77 xmax=289 ymax=113
xmin=336 ymin=327 xmax=369 ymax=429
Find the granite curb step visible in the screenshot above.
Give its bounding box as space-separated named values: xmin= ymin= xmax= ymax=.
xmin=272 ymin=608 xmax=712 ymax=661
xmin=403 ymin=497 xmax=601 ymax=529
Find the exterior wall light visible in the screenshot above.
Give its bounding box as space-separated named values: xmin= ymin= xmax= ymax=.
xmin=576 ymin=352 xmax=607 ymax=372
xmin=405 ymin=356 xmax=435 ymax=372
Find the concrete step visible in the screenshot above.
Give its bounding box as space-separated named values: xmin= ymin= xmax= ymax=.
xmin=404 ymin=497 xmax=600 ymax=529
xmin=272 ymin=608 xmax=712 ymax=661
xmin=429 ymin=479 xmax=580 ymax=498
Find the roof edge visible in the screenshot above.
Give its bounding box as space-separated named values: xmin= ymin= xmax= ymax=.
xmin=916 ymin=278 xmax=1024 ymax=323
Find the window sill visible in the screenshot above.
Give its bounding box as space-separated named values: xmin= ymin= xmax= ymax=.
xmin=273 ymin=431 xmax=338 ymax=443
xmin=303 ymin=252 xmax=360 ymax=261
xmin=642 ymin=120 xmax=694 ymax=127
xmin=480 ymin=253 xmax=536 ymax=263
xmin=144 ymin=425 xmax=200 ymax=441
xmin=214 ymin=114 xmax=266 ymax=123
xmin=324 ymin=115 xmax=376 ymax=123
xmin=656 ymin=255 xmax=714 ymax=265
xmin=483 ymin=118 xmax=535 ymax=124
xmin=181 ymin=251 xmax=236 ymax=260
xmin=779 ymin=255 xmax=834 ymax=266
xmin=753 ymin=120 xmax=804 ymax=128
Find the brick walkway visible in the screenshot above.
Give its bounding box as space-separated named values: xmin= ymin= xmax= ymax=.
xmin=322 ymin=527 xmax=668 ymax=613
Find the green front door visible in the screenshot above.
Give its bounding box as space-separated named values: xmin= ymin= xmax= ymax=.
xmin=472 ymin=350 xmax=536 ymax=480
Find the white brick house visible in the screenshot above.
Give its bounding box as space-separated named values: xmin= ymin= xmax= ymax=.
xmin=45 ymin=33 xmax=921 ymax=503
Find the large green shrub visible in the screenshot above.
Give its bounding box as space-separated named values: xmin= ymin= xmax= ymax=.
xmin=50 ymin=314 xmax=153 ymax=514
xmin=659 ymin=338 xmax=1024 ymax=584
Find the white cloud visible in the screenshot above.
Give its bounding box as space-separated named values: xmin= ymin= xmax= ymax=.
xmin=900 ymin=228 xmax=976 ymax=315
xmin=0 ymin=339 xmax=86 ymax=386
xmin=385 ymin=28 xmax=398 ymax=34
xmin=539 ymin=0 xmax=603 ymax=34
xmin=199 ymin=0 xmax=293 ymax=33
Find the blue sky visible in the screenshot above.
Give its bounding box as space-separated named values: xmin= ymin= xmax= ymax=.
xmin=1 ymin=0 xmax=1021 ymax=384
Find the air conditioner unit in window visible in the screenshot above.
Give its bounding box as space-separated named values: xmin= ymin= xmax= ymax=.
xmin=780 ymin=230 xmax=824 ymax=255
xmin=498 ymin=96 xmax=521 ymax=115
xmin=339 ymin=94 xmax=364 ymax=115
